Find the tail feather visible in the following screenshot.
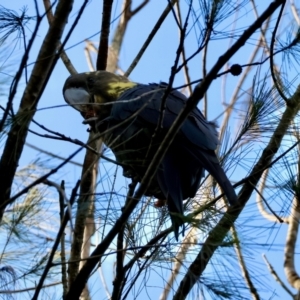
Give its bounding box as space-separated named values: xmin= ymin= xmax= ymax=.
xmin=167 ymin=200 xmax=185 ymax=241
xmin=208 ymin=162 xmax=238 ymax=205
xmin=184 ymin=145 xmax=238 ymax=205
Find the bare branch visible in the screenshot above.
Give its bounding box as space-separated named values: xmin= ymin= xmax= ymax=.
xmin=0 ymin=281 xmax=61 ymax=294
xmin=232 ymin=225 xmax=260 ymax=300
xmin=43 ymin=0 xmax=77 ymax=75
xmin=255 ymin=169 xmax=288 ymax=223
xmin=270 ymin=2 xmax=289 ymax=102
xmin=218 ymin=15 xmax=271 ymax=144
xmin=263 ymin=254 xmax=295 ymax=298
xmin=67 ymin=0 xmax=142 ymax=295
xmin=290 ymin=0 xmax=300 ymax=25
xmin=97 ymin=0 xmax=114 ymax=71
xmin=67 ymin=135 xmax=101 ymax=288
xmin=2 ymin=147 xmax=83 ymax=209
xmin=174 ymin=1 xmax=192 ymax=96
xmin=32 ymin=180 xmax=81 ymax=300
xmin=131 ymin=0 xmax=149 ymax=16
xmin=111 ymin=181 xmax=137 ymax=300
xmin=109 ymin=0 xmax=149 ymax=68
xmin=84 ymin=41 xmax=96 ymax=72
xmin=284 ymin=196 xmax=300 ymax=289
xmin=174 ymin=75 xmax=300 ymax=298
xmin=58 ymin=180 xmax=68 ymax=298
xmin=160 ymin=226 xmax=198 ymax=300
xmin=0 ymin=0 xmax=76 ymax=220
xmin=25 ymin=142 xmax=83 ymax=167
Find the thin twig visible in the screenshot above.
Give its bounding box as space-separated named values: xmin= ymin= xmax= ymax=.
xmin=124 ymin=0 xmax=178 ymax=77
xmin=255 ymin=169 xmax=289 ymax=223
xmin=159 ymin=225 xmax=198 ymax=300
xmin=263 ymin=254 xmax=295 ymax=297
xmin=290 ymin=0 xmax=300 ymax=25
xmin=218 ymin=16 xmax=271 ymax=145
xmin=65 ymin=3 xmax=286 ymax=297
xmin=96 ymin=222 xmax=112 ymax=299
xmin=67 ymin=134 xmax=101 ymax=289
xmin=0 ymin=0 xmax=88 ymax=221
xmin=58 ymin=180 xmax=68 ymax=298
xmin=131 ymin=0 xmax=149 ymax=16
xmin=231 ymin=225 xmax=260 ymax=300
xmin=111 ymin=181 xmax=137 ymax=300
xmin=250 ymin=180 xmax=285 ymax=223
xmin=156 ymin=2 xmax=192 ymax=132
xmin=43 ymin=179 xmax=73 ymax=231
xmin=270 ymin=2 xmax=288 ymax=102
xmin=201 ymin=1 xmax=217 ymax=118
xmin=84 ymin=41 xmax=96 ymax=71
xmin=0 ymin=16 xmax=42 ymax=132
xmin=25 ymin=142 xmax=82 ymax=167
xmin=174 ymin=2 xmax=192 ymax=95
xmin=0 ymin=281 xmax=61 ymax=294
xmin=2 ymin=147 xmax=83 ymax=208
xmin=31 ymin=180 xmax=81 ymax=300
xmin=43 ymin=0 xmax=77 ymax=75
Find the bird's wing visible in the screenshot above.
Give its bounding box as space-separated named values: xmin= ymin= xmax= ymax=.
xmin=111 ymin=84 xmax=219 ymax=151
xmin=111 ymin=83 xmax=237 ymax=206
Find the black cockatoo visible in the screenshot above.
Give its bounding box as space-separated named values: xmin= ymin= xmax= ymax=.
xmin=63 ymin=71 xmax=237 ymax=239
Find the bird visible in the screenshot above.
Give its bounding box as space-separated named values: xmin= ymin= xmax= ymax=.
xmin=63 ymin=71 xmax=238 ymax=240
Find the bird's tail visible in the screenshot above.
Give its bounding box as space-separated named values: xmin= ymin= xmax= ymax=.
xmin=167 ymin=199 xmax=185 ymax=241
xmin=185 ymin=146 xmax=238 ymax=206
xmin=207 ymin=161 xmax=238 ymax=205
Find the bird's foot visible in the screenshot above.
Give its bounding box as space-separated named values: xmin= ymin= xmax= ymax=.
xmin=154 ymin=199 xmax=167 ymax=208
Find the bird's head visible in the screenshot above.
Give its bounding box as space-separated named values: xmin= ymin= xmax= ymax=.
xmin=63 ymin=71 xmax=136 ymax=119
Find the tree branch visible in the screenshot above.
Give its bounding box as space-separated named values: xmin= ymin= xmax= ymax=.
xmin=0 ymin=0 xmax=75 ymax=220
xmin=32 ymin=180 xmax=81 ymax=300
xmin=125 ymin=0 xmax=178 ymax=77
xmin=174 ymin=76 xmax=300 ymax=298
xmin=284 ymin=195 xmax=300 ymax=289
xmin=263 ymin=254 xmax=295 ymax=298
xmin=43 ymin=0 xmax=77 ymax=75
xmin=97 ymin=0 xmax=114 ymax=71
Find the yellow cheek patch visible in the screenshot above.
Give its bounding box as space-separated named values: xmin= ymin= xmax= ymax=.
xmin=94 ymin=94 xmax=105 ymax=104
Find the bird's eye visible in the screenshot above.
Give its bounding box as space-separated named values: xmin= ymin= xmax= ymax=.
xmin=87 ymin=77 xmax=94 ymax=85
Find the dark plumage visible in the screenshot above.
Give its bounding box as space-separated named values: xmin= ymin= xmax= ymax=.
xmin=63 ymin=71 xmax=238 ymax=240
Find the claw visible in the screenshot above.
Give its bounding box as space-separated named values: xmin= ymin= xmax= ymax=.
xmin=154 ymin=199 xmax=167 ymax=208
